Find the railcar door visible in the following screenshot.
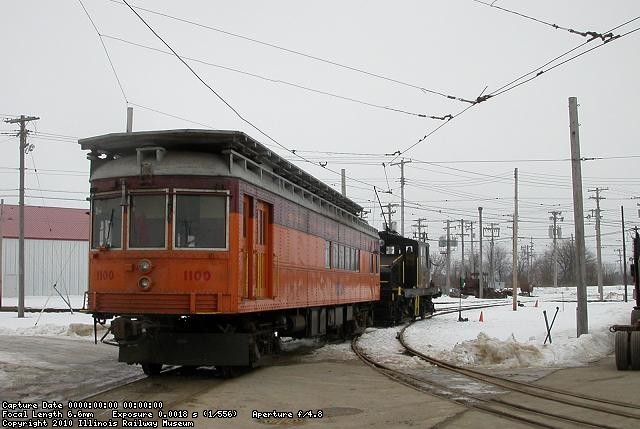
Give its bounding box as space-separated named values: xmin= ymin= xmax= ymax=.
xmin=254 ymin=201 xmax=272 ymax=298
xmin=242 ymin=195 xmax=253 ymax=299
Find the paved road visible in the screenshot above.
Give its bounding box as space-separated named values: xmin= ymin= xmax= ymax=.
xmin=0 ymin=335 xmax=140 ymax=403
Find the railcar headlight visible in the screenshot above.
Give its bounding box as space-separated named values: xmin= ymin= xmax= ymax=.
xmin=138 ymin=259 xmax=153 ymax=273
xmin=138 ymin=276 xmax=152 ymax=291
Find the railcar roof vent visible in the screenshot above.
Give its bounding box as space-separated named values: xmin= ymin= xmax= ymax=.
xmin=136 ymin=146 xmax=166 ymax=166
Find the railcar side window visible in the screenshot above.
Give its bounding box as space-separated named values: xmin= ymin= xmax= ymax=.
xmin=175 ymin=194 xmax=226 ymax=249
xmin=325 ymin=240 xmax=331 ymax=268
xmin=129 ymin=194 xmax=167 ymax=248
xmin=92 ymin=198 xmax=122 ymax=249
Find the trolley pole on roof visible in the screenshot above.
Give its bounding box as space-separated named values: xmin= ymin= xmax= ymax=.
xmin=4 ymin=115 xmax=39 ymax=318
xmin=569 ymin=96 xmax=588 ymax=336
xmin=341 ymin=169 xmax=347 ymax=197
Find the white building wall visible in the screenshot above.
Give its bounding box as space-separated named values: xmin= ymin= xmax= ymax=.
xmin=1 ymin=238 xmax=89 ymax=297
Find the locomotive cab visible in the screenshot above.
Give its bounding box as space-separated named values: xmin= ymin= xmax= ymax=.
xmin=376 ymin=230 xmax=440 ymax=324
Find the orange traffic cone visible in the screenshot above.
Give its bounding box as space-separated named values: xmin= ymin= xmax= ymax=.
xmin=534 ymin=300 xmax=539 ymax=308
xmin=479 ymin=311 xmax=484 ymax=322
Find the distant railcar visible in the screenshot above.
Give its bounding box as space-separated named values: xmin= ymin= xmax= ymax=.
xmin=81 ymin=130 xmax=380 ymax=375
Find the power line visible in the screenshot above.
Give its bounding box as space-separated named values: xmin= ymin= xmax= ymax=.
xmin=105 ymin=0 xmax=475 ymax=104
xmin=77 ymin=0 xmax=128 ymax=103
xmin=390 ymin=17 xmax=639 ymax=159
xmin=121 ymin=0 xmax=313 ymax=166
xmin=102 ymin=34 xmax=451 ymax=120
xmin=117 ymin=1 xmax=383 ymax=195
xmin=471 ymin=0 xmax=619 ymax=41
xmin=487 ymin=16 xmax=640 ymax=99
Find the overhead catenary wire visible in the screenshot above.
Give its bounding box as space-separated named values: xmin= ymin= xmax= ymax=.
xmin=390 ymin=15 xmax=639 ymax=159
xmin=105 ymin=0 xmax=476 ymax=104
xmin=471 ymin=0 xmax=619 ymax=41
xmin=101 ymin=34 xmax=451 ymax=120
xmin=117 ymin=0 xmax=386 ymax=194
xmin=77 ymin=0 xmax=128 ymax=103
xmin=488 ymin=16 xmax=640 ymax=98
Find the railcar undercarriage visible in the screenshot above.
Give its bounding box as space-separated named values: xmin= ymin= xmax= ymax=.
xmin=96 ymin=303 xmax=373 ymax=375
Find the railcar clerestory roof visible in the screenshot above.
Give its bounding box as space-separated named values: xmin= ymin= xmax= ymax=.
xmin=79 ymin=129 xmax=363 ymax=215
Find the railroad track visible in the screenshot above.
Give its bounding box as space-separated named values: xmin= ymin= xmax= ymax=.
xmin=352 ymin=305 xmax=640 ymax=428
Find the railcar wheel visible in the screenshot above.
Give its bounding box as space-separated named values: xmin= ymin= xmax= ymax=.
xmin=630 ymin=331 xmax=640 ymax=370
xmin=218 ymin=366 xmax=236 ymax=379
xmin=615 ymin=331 xmax=630 ymax=371
xmin=141 ymin=363 xmax=163 ymax=376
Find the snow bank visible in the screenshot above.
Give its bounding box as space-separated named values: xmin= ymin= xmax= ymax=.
xmin=362 ymin=285 xmax=634 ymax=370
xmin=0 ymin=311 xmax=103 ymax=340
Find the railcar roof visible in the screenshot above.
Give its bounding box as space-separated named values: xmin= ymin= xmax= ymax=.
xmin=79 ymin=129 xmax=363 ymax=215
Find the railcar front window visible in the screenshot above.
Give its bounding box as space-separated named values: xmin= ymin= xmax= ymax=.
xmin=129 ymin=194 xmax=166 ymax=248
xmin=92 ymin=198 xmax=121 ymax=249
xmin=175 ymin=194 xmax=226 ymax=249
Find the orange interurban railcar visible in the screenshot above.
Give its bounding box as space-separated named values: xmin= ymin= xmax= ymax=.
xmin=80 ymin=129 xmax=381 ymax=375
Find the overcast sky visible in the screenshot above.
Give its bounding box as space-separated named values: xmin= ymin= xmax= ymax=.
xmin=1 ymin=0 xmax=639 ymax=265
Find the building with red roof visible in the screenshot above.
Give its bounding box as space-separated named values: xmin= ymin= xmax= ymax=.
xmin=1 ymin=204 xmax=89 ymax=302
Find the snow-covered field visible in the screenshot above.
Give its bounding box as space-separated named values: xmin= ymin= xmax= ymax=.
xmin=311 ymin=285 xmax=636 ymax=370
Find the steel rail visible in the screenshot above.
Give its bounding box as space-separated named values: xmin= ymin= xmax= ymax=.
xmin=399 ymin=321 xmax=640 ymax=415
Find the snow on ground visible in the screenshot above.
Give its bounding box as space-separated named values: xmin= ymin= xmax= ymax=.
xmin=314 ymin=285 xmax=635 ymax=369
xmin=0 ymin=295 xmax=104 ymax=339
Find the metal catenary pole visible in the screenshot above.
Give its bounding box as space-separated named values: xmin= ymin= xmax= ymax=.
xmin=569 ymin=97 xmax=588 ymax=336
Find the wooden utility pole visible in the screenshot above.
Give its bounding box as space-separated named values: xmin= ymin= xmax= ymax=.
xmin=513 ymin=168 xmax=518 ymax=311
xmin=484 ymin=223 xmax=500 ymax=290
xmin=459 ymin=219 xmax=468 ymax=280
xmin=412 ymin=218 xmax=428 ymax=241
xmin=549 ymin=211 xmax=563 ymax=287
xmin=390 ymin=159 xmax=411 ymax=236
xmin=478 ymin=207 xmax=483 ymax=298
xmin=445 ymin=220 xmax=453 ymax=294
xmin=622 ymin=206 xmax=628 ymax=302
xmin=589 ymin=187 xmax=607 ymax=301
xmin=569 ymin=97 xmax=588 ymax=336
xmin=4 ymin=115 xmax=39 ymax=318
xmin=382 ymin=203 xmax=398 ymax=232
